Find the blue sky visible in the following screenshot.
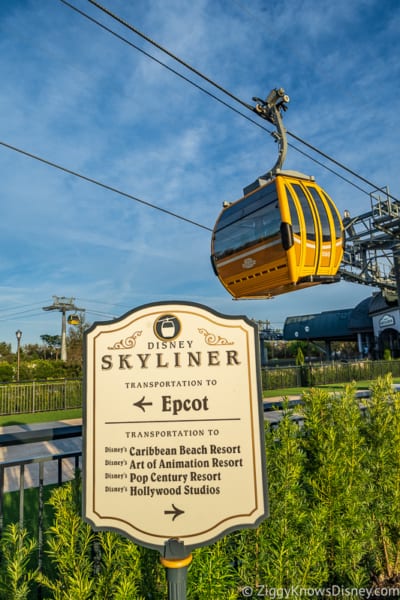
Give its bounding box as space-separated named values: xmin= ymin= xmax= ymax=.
xmin=0 ymin=0 xmax=399 ymax=348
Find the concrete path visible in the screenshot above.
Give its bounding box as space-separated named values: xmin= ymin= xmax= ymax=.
xmin=0 ymin=419 xmax=82 ymax=493
xmin=0 ymin=400 xmax=304 ymax=494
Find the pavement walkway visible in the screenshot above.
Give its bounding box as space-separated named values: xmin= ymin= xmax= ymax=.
xmin=0 ymin=419 xmax=82 ymax=493
xmin=0 ymin=397 xmax=304 ymax=493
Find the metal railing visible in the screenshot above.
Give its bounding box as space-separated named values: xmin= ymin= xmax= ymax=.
xmin=262 ymin=359 xmax=400 ymax=390
xmin=0 ymin=364 xmax=399 ymax=415
xmin=0 ymin=422 xmax=82 ymax=528
xmin=0 ymin=450 xmax=82 ymax=533
xmin=0 ymin=379 xmax=82 ymax=415
xmin=0 ymin=424 xmax=82 ymax=598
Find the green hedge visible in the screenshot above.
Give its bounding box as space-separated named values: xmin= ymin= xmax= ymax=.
xmin=1 ymin=376 xmax=400 ymax=598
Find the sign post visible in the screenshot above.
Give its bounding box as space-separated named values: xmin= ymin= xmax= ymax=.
xmin=160 ymin=539 xmax=192 ymax=599
xmin=83 ymin=301 xmax=268 ymax=597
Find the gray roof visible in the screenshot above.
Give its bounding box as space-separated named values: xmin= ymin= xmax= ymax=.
xmin=283 ymin=296 xmax=373 ymax=341
xmin=368 ymin=292 xmax=398 ymax=315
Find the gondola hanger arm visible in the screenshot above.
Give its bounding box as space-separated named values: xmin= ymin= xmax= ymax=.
xmin=252 ymin=87 xmax=290 ymax=176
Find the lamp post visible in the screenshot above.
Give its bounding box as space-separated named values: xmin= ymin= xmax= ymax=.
xmin=15 ymin=330 xmax=22 ymax=382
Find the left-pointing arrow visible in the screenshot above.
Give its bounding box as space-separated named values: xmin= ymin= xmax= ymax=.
xmin=133 ymin=396 xmax=153 ymax=412
xmin=164 ymin=504 xmax=185 ymax=521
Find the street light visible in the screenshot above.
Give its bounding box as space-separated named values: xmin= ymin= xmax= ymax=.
xmin=15 ymin=330 xmax=22 ymax=382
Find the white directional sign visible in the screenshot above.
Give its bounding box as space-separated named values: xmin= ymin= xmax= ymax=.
xmin=83 ymin=301 xmax=268 ymax=552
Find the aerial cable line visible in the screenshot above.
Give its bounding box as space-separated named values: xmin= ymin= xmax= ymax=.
xmin=58 ymin=1 xmax=371 ymax=198
xmin=276 ymin=141 xmax=369 ymax=195
xmin=58 ymin=1 xmax=262 ymax=130
xmin=86 ymin=310 xmax=118 ymax=319
xmin=86 ymin=309 xmax=116 ymax=316
xmin=83 ymin=0 xmax=398 ymax=201
xmin=60 ymin=0 xmax=374 ymax=198
xmin=0 ymin=300 xmax=49 ymax=314
xmin=77 ymin=297 xmax=133 ymax=310
xmin=84 ymin=0 xmax=254 ymax=114
xmin=0 ymin=308 xmax=45 ymax=322
xmin=287 ymin=129 xmax=394 ymax=197
xmin=0 ymin=140 xmax=212 ymax=232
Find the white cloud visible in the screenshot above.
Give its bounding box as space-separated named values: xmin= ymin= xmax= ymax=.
xmin=0 ymin=0 xmax=398 ymax=344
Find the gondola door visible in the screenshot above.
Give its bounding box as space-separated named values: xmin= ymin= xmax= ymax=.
xmin=284 ymin=181 xmax=320 ymax=278
xmin=306 ymin=185 xmax=335 ymax=273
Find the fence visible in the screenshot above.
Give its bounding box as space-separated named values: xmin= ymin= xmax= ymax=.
xmin=262 ymin=359 xmax=400 ymax=389
xmin=0 ymin=379 xmax=82 ymax=415
xmin=1 ymin=363 xmax=400 ymax=415
xmin=0 ymin=423 xmax=82 ymax=599
xmin=0 ymin=449 xmax=82 ymax=532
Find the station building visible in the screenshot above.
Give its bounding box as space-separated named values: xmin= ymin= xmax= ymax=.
xmin=283 ymin=292 xmax=400 ymax=359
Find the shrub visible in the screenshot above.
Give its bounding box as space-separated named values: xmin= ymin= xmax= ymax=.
xmin=301 ymin=386 xmax=373 ymax=587
xmin=0 ymin=523 xmax=37 ymax=600
xmin=295 ymin=347 xmax=305 ymax=366
xmin=188 ymin=540 xmax=237 ymax=599
xmin=37 ymin=476 xmax=161 ymax=599
xmin=1 ymin=381 xmax=400 ymax=595
xmin=362 ymin=374 xmax=400 ymax=583
xmin=383 ymin=348 xmax=392 ymax=361
xmin=257 ymin=409 xmax=327 ymax=588
xmin=0 ymin=363 xmax=14 ymax=383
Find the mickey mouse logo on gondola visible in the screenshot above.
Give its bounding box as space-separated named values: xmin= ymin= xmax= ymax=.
xmin=153 ymin=314 xmax=181 ymax=341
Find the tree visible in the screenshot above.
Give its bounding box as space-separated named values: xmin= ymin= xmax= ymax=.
xmin=383 ymin=348 xmax=392 ymax=361
xmin=0 ymin=362 xmax=13 ymax=382
xmin=40 ymin=335 xmax=61 ymax=359
xmin=66 ymin=316 xmax=91 ymax=364
xmin=295 ymin=346 xmax=305 ymax=366
xmin=0 ymin=342 xmax=13 ymax=363
xmin=22 ymin=344 xmax=45 ymax=360
xmin=287 ymin=340 xmax=309 ymax=359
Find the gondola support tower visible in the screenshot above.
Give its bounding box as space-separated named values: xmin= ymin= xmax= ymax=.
xmin=43 ymin=296 xmax=85 ymax=361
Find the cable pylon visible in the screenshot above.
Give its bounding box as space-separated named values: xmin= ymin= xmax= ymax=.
xmin=42 ymin=296 xmax=85 ymax=361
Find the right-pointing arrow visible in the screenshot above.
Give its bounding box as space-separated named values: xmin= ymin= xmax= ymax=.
xmin=164 ymin=504 xmax=185 ymax=521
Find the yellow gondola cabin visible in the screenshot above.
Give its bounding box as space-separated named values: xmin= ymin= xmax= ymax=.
xmin=68 ymin=314 xmax=81 ymax=325
xmin=211 ymin=170 xmax=344 ymax=299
